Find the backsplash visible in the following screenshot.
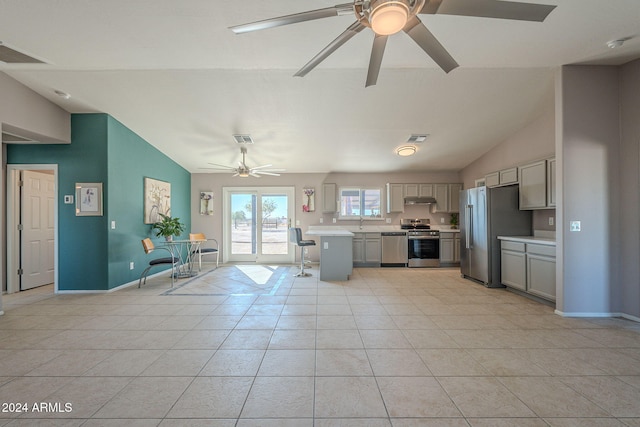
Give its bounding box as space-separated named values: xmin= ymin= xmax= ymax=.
xmin=533 ymin=209 xmax=556 ymax=232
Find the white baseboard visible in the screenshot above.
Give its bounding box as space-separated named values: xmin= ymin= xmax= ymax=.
xmin=555 ymin=309 xmax=640 ymax=323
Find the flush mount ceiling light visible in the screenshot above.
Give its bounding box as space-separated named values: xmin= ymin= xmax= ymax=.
xmin=54 ymin=90 xmax=70 ymax=99
xmin=606 ymin=39 xmax=625 ymax=49
xmin=396 ymin=145 xmax=417 ymax=157
xmin=369 ymin=0 xmax=410 ymax=35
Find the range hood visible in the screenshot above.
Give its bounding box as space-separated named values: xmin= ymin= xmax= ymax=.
xmin=404 ymin=196 xmax=437 ymax=205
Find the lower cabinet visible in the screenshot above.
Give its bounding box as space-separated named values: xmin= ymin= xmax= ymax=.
xmin=500 ymin=239 xmax=556 ymax=302
xmin=353 ymin=232 xmax=381 ymax=267
xmin=440 ymin=232 xmax=460 ymax=264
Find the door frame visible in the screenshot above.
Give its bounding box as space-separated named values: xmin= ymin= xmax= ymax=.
xmin=222 ymin=186 xmax=295 ymax=264
xmin=6 ymin=164 xmax=59 ymax=294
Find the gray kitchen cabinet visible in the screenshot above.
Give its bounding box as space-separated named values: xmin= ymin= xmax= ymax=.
xmin=386 ymin=183 xmax=404 ymax=213
xmin=439 ymin=232 xmax=458 ymax=264
xmin=419 ymin=184 xmax=434 ymax=197
xmin=322 ymin=183 xmax=337 ymax=213
xmin=353 ymin=232 xmax=381 ymax=267
xmin=500 ymin=241 xmax=527 ymax=291
xmin=527 ymin=244 xmax=556 ymax=301
xmin=448 ymin=183 xmax=462 ymax=213
xmin=519 ymin=160 xmax=547 ymax=209
xmin=547 ymin=157 xmax=556 ymax=207
xmin=486 ymin=167 xmax=518 ymax=188
xmin=404 ymin=184 xmax=419 ymax=197
xmin=433 ymin=183 xmax=462 ymax=213
xmin=433 ymin=184 xmax=449 ymax=213
xmin=500 ymin=239 xmax=555 ymax=301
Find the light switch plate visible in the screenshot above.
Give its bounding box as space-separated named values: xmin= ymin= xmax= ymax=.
xmin=549 ymin=217 xmax=554 ymax=226
xmin=319 ymin=218 xmax=323 ymax=223
xmin=323 ymin=242 xmax=328 ymax=249
xmin=570 ymin=220 xmax=581 ymax=232
xmin=332 ymin=218 xmax=337 ymax=223
xmin=111 ymin=221 xmax=116 ymax=229
xmin=386 ymin=218 xmax=391 ymax=224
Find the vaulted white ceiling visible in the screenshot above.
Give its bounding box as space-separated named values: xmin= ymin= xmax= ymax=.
xmin=1 ymin=0 xmax=639 ymax=173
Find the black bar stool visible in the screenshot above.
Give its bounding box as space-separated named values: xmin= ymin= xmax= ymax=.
xmin=289 ymin=227 xmax=316 ymax=277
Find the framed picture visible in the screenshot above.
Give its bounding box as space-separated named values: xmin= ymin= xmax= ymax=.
xmin=144 ymin=177 xmax=171 ymax=224
xmin=75 ymin=183 xmax=103 ymax=216
xmin=302 ymin=188 xmax=315 ymax=212
xmin=200 ymin=191 xmax=214 ymax=215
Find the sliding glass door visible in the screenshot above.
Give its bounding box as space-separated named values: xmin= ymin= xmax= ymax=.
xmin=223 ymin=187 xmax=295 ymax=263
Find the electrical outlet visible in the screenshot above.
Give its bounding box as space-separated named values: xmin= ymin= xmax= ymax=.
xmin=129 ymin=262 xmax=134 ymax=270
xmin=332 ymin=218 xmax=337 ymax=223
xmin=111 ymin=221 xmax=116 ymax=229
xmin=440 ymin=217 xmax=445 ymax=223
xmin=319 ymin=217 xmax=323 ymax=223
xmin=296 ymin=220 xmax=300 ymax=226
xmin=549 ymin=217 xmax=554 ymax=226
xmin=386 ymin=218 xmax=391 ymax=224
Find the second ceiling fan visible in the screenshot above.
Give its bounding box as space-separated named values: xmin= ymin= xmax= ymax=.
xmin=230 ymin=0 xmax=556 ymax=87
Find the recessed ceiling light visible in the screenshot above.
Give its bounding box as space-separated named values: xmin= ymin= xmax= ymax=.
xmin=54 ymin=90 xmax=70 ymax=99
xmin=396 ymin=145 xmax=417 ymax=157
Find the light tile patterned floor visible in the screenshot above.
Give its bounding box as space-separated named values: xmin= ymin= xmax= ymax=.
xmin=1 ymin=265 xmax=640 ymax=426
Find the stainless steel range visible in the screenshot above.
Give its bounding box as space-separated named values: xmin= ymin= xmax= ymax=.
xmin=401 ymin=218 xmax=440 ymax=268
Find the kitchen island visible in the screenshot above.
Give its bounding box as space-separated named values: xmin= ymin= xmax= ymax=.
xmin=306 ymin=227 xmax=354 ymax=281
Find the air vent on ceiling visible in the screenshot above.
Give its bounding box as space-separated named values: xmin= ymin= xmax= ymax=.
xmin=0 ymin=42 xmax=44 ymax=64
xmin=407 ymin=134 xmax=429 ymax=143
xmin=233 ymin=134 xmax=254 ymax=144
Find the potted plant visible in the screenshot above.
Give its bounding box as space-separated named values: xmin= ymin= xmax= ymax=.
xmin=450 ymin=213 xmax=459 ymax=229
xmin=152 ymin=213 xmax=185 ymax=241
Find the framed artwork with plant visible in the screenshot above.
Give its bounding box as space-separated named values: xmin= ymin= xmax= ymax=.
xmin=200 ymin=191 xmax=214 ymax=215
xmin=303 ymin=188 xmax=315 ymax=212
xmin=144 ymin=177 xmax=171 ymax=224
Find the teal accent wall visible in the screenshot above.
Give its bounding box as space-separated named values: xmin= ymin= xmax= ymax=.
xmin=7 ymin=113 xmax=190 ymax=291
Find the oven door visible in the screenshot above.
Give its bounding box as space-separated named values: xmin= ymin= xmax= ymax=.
xmin=408 ymin=236 xmax=440 ymax=267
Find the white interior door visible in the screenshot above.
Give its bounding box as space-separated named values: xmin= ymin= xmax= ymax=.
xmin=224 ymin=186 xmax=295 ymax=264
xmin=20 ymin=170 xmax=55 ymax=290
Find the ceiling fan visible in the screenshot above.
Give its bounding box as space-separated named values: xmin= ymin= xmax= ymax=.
xmin=230 ymin=0 xmax=556 ymax=87
xmin=203 ymin=147 xmax=285 ymax=177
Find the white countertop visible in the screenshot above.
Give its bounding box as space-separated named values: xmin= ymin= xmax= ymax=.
xmin=498 ymin=235 xmax=556 ymax=246
xmin=305 ymin=228 xmax=354 ymax=237
xmin=308 ymin=225 xmax=460 ymax=233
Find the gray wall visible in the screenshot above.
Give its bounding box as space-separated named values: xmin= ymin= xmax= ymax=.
xmin=460 ymin=105 xmax=555 ymax=190
xmin=619 ymin=59 xmax=640 ymax=318
xmin=0 ymin=72 xmax=71 ymax=312
xmin=556 ymin=65 xmax=621 ymax=316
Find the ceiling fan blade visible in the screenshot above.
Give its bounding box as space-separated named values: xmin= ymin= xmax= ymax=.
xmin=420 ymin=0 xmax=556 ymax=22
xmin=230 ymin=3 xmax=354 ymax=34
xmin=295 ymin=21 xmax=366 ymax=77
xmin=249 ymin=172 xmax=261 ymax=178
xmin=403 ymin=17 xmax=459 ymax=73
xmin=255 ymin=171 xmax=282 ymax=176
xmin=251 ymin=164 xmax=273 ymax=170
xmin=365 ymin=34 xmax=388 ymax=88
xmin=206 ymin=163 xmax=235 ymax=170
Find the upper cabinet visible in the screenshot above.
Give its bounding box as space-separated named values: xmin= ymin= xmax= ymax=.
xmin=485 ymin=167 xmax=518 ymax=188
xmin=519 ymin=158 xmax=555 ymax=210
xmin=322 ymin=183 xmax=338 ymax=213
xmin=433 ymin=183 xmax=463 ymax=213
xmin=386 ymin=182 xmax=461 ymax=214
xmin=386 ymin=183 xmax=405 ymax=213
xmin=547 ymin=157 xmax=556 ymax=207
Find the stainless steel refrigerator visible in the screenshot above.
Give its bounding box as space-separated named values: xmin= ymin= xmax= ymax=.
xmin=459 ymin=185 xmax=532 ymax=287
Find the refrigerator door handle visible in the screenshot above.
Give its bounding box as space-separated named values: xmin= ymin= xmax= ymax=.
xmin=465 ymin=204 xmax=472 ymax=249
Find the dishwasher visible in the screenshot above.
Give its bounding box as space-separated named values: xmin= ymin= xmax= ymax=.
xmin=380 ymin=232 xmax=408 ymax=267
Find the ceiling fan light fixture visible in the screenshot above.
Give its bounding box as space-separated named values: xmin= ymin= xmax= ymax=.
xmin=396 ymin=145 xmax=417 ymax=157
xmin=369 ymin=0 xmax=410 ymax=35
